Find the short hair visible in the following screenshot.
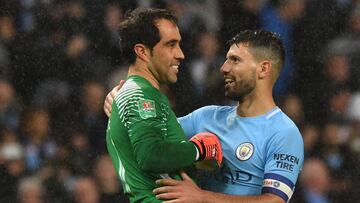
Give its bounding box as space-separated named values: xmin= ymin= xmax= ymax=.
xmin=227 ymin=30 xmax=285 ymax=77
xmin=118 ymin=8 xmax=178 ymax=64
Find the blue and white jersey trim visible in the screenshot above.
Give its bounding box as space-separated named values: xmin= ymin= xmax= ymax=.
xmin=262 ymin=173 xmax=294 ymax=202
xmin=266 ymin=107 xmax=281 ymax=120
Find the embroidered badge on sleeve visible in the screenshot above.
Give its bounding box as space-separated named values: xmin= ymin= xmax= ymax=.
xmin=138 ymin=99 xmax=156 ymax=119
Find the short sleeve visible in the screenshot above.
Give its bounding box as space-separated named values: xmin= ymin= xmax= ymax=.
xmin=178 ymin=106 xmax=216 ymax=140
xmin=178 ymin=113 xmax=196 ymax=140
xmin=262 ymin=126 xmax=304 ymax=202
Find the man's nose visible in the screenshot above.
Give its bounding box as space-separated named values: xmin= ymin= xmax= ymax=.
xmin=176 ymin=46 xmax=185 ymax=60
xmin=220 ymin=62 xmax=229 ymax=74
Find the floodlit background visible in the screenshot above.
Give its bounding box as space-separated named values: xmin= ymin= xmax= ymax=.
xmin=1 ymin=0 xmax=360 ymax=202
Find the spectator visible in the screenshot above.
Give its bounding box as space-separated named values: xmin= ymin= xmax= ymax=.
xmin=73 ymin=177 xmax=100 ymax=203
xmin=292 ymin=158 xmax=331 ymax=203
xmin=219 ymin=0 xmax=264 ymax=46
xmin=317 ymin=122 xmax=357 ymax=202
xmin=0 ymin=128 xmax=25 ymax=202
xmin=260 ymin=0 xmax=306 ymax=95
xmin=68 ymin=129 xmax=94 ymax=176
xmin=0 ymin=79 xmax=21 ymax=131
xmin=93 ymin=154 xmax=129 ymax=203
xmin=177 ymin=32 xmax=225 ymax=114
xmin=300 ymin=123 xmax=321 ymax=158
xmin=17 ymin=176 xmax=44 ymax=203
xmin=76 ymin=81 xmax=107 ymax=153
xmin=92 ymin=2 xmax=123 ymax=66
xmin=20 ymin=107 xmax=57 ymax=172
xmin=280 ymin=94 xmax=305 ymax=126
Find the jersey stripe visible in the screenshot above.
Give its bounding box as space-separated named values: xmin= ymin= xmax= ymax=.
xmin=114 ymin=79 xmax=167 ymax=137
xmin=266 ymin=107 xmax=281 ymax=119
xmin=110 ymin=137 xmax=131 ymax=193
xmin=264 ymin=173 xmax=294 ymax=188
xmin=262 ymin=173 xmax=294 ymax=202
xmin=115 ymin=80 xmax=144 ymax=129
xmin=262 ymin=187 xmax=289 ymax=202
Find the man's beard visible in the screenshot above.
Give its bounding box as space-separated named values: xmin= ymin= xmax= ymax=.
xmin=225 ymin=76 xmax=256 ymax=102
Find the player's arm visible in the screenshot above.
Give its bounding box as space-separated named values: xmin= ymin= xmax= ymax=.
xmin=104 ymin=80 xmax=125 ymax=117
xmin=130 ymin=121 xmax=222 ymax=173
xmin=129 ymin=120 xmax=196 ymax=173
xmin=106 ymin=83 xmax=197 ymax=172
xmin=106 ymin=83 xmax=221 ymax=172
xmin=154 ymin=171 xmax=285 ymax=203
xmin=120 ymin=100 xmax=221 ymax=173
xmin=261 ymin=125 xmax=304 ymax=203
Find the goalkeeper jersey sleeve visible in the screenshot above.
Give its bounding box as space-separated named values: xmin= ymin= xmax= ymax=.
xmin=106 ymin=75 xmax=197 ymax=203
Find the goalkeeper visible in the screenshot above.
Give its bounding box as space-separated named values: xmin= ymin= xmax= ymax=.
xmin=105 ymin=8 xmax=222 ymax=203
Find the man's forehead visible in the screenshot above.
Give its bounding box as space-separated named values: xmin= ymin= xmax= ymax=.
xmin=227 ymin=43 xmax=244 ymax=54
xmin=231 ymin=42 xmax=250 ymax=49
xmin=153 ymin=19 xmax=181 ymax=47
xmin=227 ymin=43 xmax=252 ymax=56
xmin=156 ymin=19 xmax=180 ymax=35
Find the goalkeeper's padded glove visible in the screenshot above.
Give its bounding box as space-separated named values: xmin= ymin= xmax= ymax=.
xmin=190 ymin=132 xmax=223 ymax=167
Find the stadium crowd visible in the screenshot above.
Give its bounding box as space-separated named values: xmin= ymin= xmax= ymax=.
xmin=1 ymin=0 xmax=360 ymax=202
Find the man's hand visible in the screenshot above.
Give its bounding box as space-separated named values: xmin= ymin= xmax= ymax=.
xmin=190 ymin=132 xmax=223 ymax=167
xmin=155 ymin=172 xmax=286 ymax=203
xmin=154 ymin=171 xmax=206 ymax=203
xmin=104 ymin=80 xmax=125 ymax=117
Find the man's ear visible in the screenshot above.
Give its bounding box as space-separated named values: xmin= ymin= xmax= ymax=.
xmin=134 ymin=44 xmax=150 ymax=62
xmin=258 ymin=61 xmax=272 ymax=79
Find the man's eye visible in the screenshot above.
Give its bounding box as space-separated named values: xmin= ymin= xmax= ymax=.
xmin=167 ymin=42 xmax=177 ymax=47
xmin=231 ymin=58 xmax=240 ymax=64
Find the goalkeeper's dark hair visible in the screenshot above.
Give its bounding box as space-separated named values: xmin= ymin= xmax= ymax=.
xmin=118 ymin=8 xmax=179 ymax=64
xmin=227 ymin=30 xmax=285 ymax=77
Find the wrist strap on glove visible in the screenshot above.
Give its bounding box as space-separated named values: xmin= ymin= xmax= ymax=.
xmin=190 ymin=132 xmax=222 ymax=167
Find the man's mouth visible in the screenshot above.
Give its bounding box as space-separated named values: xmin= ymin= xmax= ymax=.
xmin=225 ymin=78 xmax=234 ymax=85
xmin=171 ymin=65 xmax=179 ymax=70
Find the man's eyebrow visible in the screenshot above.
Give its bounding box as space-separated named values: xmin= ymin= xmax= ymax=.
xmin=227 ymin=54 xmax=241 ymax=60
xmin=164 ymin=39 xmax=180 ymax=45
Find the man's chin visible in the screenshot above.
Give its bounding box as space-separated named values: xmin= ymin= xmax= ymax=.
xmin=166 ymin=77 xmax=177 ymax=84
xmin=170 ymin=77 xmax=177 ymax=83
xmin=225 ymin=91 xmax=232 ymax=99
xmin=225 ymin=92 xmax=242 ymax=102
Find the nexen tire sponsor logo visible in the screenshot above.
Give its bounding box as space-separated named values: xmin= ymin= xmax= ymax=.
xmin=273 ymin=153 xmax=300 ymax=171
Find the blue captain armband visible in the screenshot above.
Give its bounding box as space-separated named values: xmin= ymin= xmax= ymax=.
xmin=262 ymin=173 xmax=295 ymax=203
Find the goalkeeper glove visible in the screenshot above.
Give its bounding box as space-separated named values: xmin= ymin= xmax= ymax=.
xmin=190 ymin=132 xmax=223 ymax=167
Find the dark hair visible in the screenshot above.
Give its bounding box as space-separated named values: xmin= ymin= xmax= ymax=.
xmin=118 ymin=8 xmax=178 ymax=64
xmin=227 ymin=30 xmax=285 ymax=71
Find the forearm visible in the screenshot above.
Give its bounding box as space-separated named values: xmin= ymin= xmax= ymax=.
xmin=154 ymin=176 xmax=286 ymax=203
xmin=201 ymin=191 xmax=285 ymax=203
xmin=135 ymin=138 xmax=197 ymax=173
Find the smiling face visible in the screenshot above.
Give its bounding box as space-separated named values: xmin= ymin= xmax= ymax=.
xmin=220 ymin=43 xmax=258 ymax=101
xmin=147 ymin=19 xmax=184 ymax=84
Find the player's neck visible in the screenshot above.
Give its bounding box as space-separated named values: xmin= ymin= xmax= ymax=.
xmin=128 ymin=63 xmax=160 ymax=89
xmin=236 ymin=91 xmax=276 ymax=117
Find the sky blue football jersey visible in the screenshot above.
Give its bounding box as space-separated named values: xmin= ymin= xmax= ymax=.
xmin=179 ymin=105 xmax=304 ymax=202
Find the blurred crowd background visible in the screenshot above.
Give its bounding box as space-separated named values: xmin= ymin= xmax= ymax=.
xmin=1 ymin=0 xmax=360 ymax=202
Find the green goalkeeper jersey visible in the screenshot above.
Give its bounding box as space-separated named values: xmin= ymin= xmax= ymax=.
xmin=106 ymin=75 xmax=197 ymax=203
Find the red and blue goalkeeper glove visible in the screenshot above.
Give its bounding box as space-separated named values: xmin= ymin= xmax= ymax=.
xmin=190 ymin=132 xmax=223 ymax=167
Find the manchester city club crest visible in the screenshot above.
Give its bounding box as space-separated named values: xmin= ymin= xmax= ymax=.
xmin=236 ymin=142 xmax=254 ymax=161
